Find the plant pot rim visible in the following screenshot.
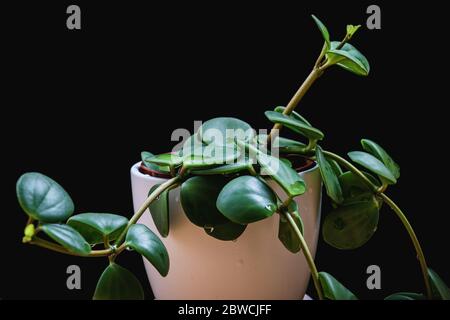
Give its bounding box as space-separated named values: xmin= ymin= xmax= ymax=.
xmin=133 ymin=157 xmax=318 ymax=181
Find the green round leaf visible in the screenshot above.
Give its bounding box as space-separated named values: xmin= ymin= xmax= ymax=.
xmin=348 ymin=151 xmax=397 ymax=184
xmin=204 ymin=221 xmax=247 ymax=241
xmin=428 ymin=268 xmax=450 ymax=300
xmin=278 ymin=207 xmax=304 ymax=253
xmin=346 ymin=25 xmax=361 ymax=39
xmin=16 ymin=172 xmax=74 ymax=223
xmin=273 ymin=137 xmax=307 ymax=154
xmin=182 ymin=144 xmax=241 ymax=169
xmin=41 ymin=223 xmax=91 ymax=256
xmin=177 ymin=134 xmax=205 ymax=157
xmin=339 ymin=171 xmax=379 ymax=195
xmin=338 ymin=171 xmax=380 ymax=203
xmin=145 ymin=153 xmax=182 ymax=168
xmin=180 ymin=176 xmax=230 ymax=227
xmin=216 ymin=176 xmax=277 ymax=224
xmin=93 ymin=263 xmax=144 ymax=300
xmin=257 ymin=153 xmax=306 ymax=197
xmin=200 ymin=117 xmax=254 ymax=146
xmin=318 ymin=272 xmax=358 ymax=300
xmin=327 ymin=42 xmax=370 ymax=76
xmin=190 ymin=160 xmax=252 ymax=175
xmin=67 ymin=213 xmax=128 ymax=244
xmin=24 ymin=224 xmax=35 ymax=238
xmin=316 ymin=146 xmax=344 ymax=204
xmin=361 ymin=139 xmax=400 ymax=179
xmin=126 ymin=224 xmax=170 ymax=277
xmin=148 ymin=184 xmax=171 ymax=238
xmin=311 ymin=15 xmax=330 ymax=48
xmin=281 ymin=158 xmax=293 ymax=168
xmin=328 ymin=159 xmax=343 ymax=177
xmin=322 ymin=198 xmax=379 ymax=250
xmin=265 ymin=111 xmax=324 ymax=140
xmin=141 ymin=151 xmax=170 ymax=173
xmin=274 ymin=106 xmax=312 ymax=126
xmin=385 ymin=292 xmax=426 ymax=300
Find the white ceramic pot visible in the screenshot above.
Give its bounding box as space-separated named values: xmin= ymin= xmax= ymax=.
xmin=130 ymin=162 xmax=322 ymax=299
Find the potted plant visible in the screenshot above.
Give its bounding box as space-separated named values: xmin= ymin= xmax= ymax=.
xmin=16 ymin=15 xmax=449 ymax=300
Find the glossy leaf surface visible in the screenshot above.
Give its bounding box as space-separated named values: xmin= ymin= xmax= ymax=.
xmin=322 ymin=198 xmax=379 ymax=249
xmin=217 ymin=176 xmax=277 ymax=224
xmin=319 ymin=272 xmax=358 ymax=300
xmin=126 ymin=224 xmax=170 ymax=277
xmin=67 ymin=213 xmax=128 ymax=244
xmin=16 ymin=173 xmax=74 ymax=223
xmin=93 ymin=263 xmax=144 ymax=300
xmin=316 ymin=146 xmax=344 ymax=204
xmin=41 ymin=223 xmax=91 ymax=256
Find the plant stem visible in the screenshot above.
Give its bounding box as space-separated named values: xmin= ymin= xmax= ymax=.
xmin=283 ymin=211 xmax=324 ymax=300
xmin=281 ymin=197 xmax=293 ymax=209
xmin=26 ymin=216 xmax=34 ymax=225
xmin=30 ymin=237 xmax=113 ymax=257
xmin=335 ymin=34 xmax=350 ymax=50
xmin=314 ymin=42 xmax=328 ymax=68
xmin=267 ymin=67 xmax=323 ymax=144
xmin=103 ymin=235 xmax=110 ymax=249
xmin=114 ymin=176 xmax=180 ymax=245
xmin=109 ymin=243 xmax=127 ymax=263
xmin=322 ymin=150 xmax=432 ymax=299
xmin=379 ymin=193 xmax=433 ymax=299
xmin=247 ymin=164 xmax=257 ymax=176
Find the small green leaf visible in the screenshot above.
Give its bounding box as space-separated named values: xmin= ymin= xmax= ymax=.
xmin=190 ymin=160 xmax=252 ymax=175
xmin=217 ymin=176 xmax=278 ymax=224
xmin=93 ymin=263 xmax=144 ymax=300
xmin=328 ymin=159 xmax=343 ymax=177
xmin=180 ymin=176 xmax=230 ymax=227
xmin=311 ymin=15 xmax=330 ymax=48
xmin=41 ymin=224 xmax=91 ymax=256
xmin=200 ymin=117 xmax=254 ymax=146
xmin=16 ymin=172 xmax=74 ymax=223
xmin=147 ymin=184 xmax=172 ymax=238
xmin=126 ymin=224 xmax=170 ymax=277
xmin=141 ymin=151 xmax=169 ymax=173
xmin=67 ymin=213 xmax=128 ymax=244
xmin=339 ymin=171 xmax=379 ymax=196
xmin=265 ymin=111 xmax=324 ymax=140
xmin=24 ymin=224 xmax=35 ymax=238
xmin=178 ymin=134 xmax=205 ymax=157
xmin=338 ymin=171 xmax=380 ymax=204
xmin=346 ymin=24 xmax=361 ymax=39
xmin=361 ymin=139 xmax=400 ymax=179
xmin=322 ymin=198 xmax=379 ymax=250
xmin=22 ymin=224 xmax=35 ymax=243
xmin=274 ymin=106 xmax=312 ymax=126
xmin=141 ymin=151 xmax=157 ymax=169
xmin=257 ymin=152 xmax=306 ymax=197
xmin=182 ymin=144 xmax=241 ymax=169
xmin=278 ymin=203 xmax=304 ymax=253
xmin=428 ymin=268 xmax=450 ymax=300
xmin=204 ymin=221 xmax=247 ymax=241
xmin=316 ymin=146 xmax=344 ymax=204
xmin=272 ymin=137 xmax=307 ymax=154
xmin=348 ymin=151 xmax=397 ymax=184
xmin=385 ymin=292 xmax=426 ymax=300
xmin=145 ymin=153 xmax=183 ymax=168
xmin=318 ymin=272 xmax=358 ymax=300
xmin=281 ymin=158 xmax=293 ymax=168
xmin=327 ymin=42 xmax=370 ymax=76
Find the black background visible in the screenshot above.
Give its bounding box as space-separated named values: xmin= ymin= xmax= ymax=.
xmin=2 ymin=1 xmax=449 ymax=300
